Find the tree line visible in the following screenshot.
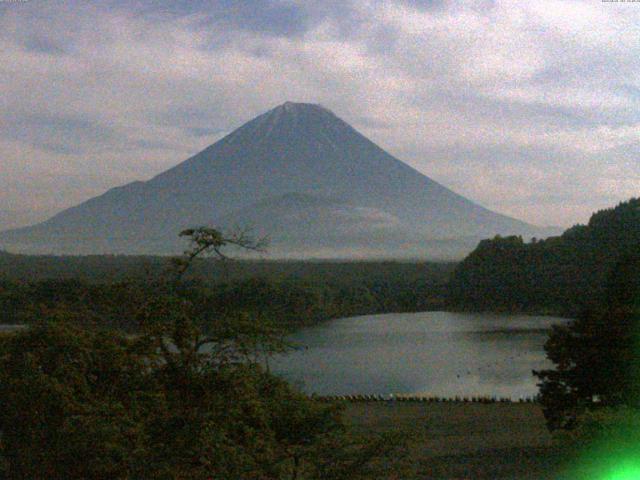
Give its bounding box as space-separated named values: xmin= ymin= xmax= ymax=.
xmin=0 ymin=261 xmax=451 ymax=331
xmin=448 ymin=198 xmax=640 ymax=316
xmin=0 ymin=250 xmax=453 ymax=286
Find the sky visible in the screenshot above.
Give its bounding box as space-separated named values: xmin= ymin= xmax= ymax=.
xmin=1 ymin=0 xmax=639 ymax=229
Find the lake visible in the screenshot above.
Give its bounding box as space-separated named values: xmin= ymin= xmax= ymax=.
xmin=270 ymin=311 xmax=568 ymax=399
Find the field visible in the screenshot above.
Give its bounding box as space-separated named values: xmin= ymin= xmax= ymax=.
xmin=344 ymin=401 xmax=564 ymax=479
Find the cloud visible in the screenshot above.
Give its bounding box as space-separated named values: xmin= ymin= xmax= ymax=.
xmin=0 ymin=0 xmax=638 ymax=228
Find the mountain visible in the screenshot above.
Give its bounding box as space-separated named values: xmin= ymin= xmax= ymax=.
xmin=0 ymin=102 xmax=554 ymax=258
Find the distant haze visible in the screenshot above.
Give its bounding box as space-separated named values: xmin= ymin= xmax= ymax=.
xmin=0 ymin=103 xmax=557 ymax=259
xmin=0 ymin=209 xmax=56 ymax=232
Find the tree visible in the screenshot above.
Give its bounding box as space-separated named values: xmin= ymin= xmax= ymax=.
xmin=171 ymin=226 xmax=268 ymax=281
xmin=0 ymin=228 xmax=412 ymax=479
xmin=449 ymin=198 xmax=640 ymax=316
xmin=0 ymin=321 xmax=156 ymax=478
xmin=0 ymin=321 xmax=354 ymax=479
xmin=535 ymin=252 xmax=640 ymax=431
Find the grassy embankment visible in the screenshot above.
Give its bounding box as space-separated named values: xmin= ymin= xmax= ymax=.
xmin=345 ymin=401 xmax=564 ymax=479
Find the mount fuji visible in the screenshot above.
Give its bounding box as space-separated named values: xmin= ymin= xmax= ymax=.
xmin=0 ymin=102 xmax=554 ymax=259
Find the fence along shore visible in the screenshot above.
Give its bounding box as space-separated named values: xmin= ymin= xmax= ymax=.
xmin=312 ymin=394 xmax=539 ymax=404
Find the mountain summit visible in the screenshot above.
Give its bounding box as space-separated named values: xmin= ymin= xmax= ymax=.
xmin=0 ymin=102 xmax=553 ymax=258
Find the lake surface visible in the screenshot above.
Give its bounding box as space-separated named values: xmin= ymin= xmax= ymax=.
xmin=270 ymin=311 xmax=568 ymax=399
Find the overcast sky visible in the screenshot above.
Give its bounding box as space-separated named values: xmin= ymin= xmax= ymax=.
xmin=1 ymin=0 xmax=639 ymax=229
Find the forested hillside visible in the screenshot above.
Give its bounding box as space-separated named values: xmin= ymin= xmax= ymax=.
xmin=448 ymin=198 xmax=640 ymax=316
xmin=0 ymin=252 xmax=453 ymax=285
xmin=0 ymin=258 xmax=453 ymax=329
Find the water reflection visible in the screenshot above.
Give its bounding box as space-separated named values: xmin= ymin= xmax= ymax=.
xmin=270 ymin=311 xmax=568 ymax=399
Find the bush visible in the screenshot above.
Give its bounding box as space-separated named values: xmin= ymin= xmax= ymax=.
xmin=0 ymin=319 xmax=411 ymax=479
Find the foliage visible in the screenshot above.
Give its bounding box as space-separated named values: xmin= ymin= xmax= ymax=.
xmin=172 ymin=226 xmax=268 ymax=280
xmin=0 ymin=233 xmax=452 ymax=329
xmin=449 ymin=198 xmax=640 ymax=316
xmin=0 ymin=228 xmax=413 ymax=478
xmin=534 ymin=252 xmax=640 ymax=431
xmin=0 ymin=266 xmax=451 ymax=330
xmin=0 ymin=251 xmax=454 ymax=287
xmin=0 ymin=321 xmax=410 ymax=479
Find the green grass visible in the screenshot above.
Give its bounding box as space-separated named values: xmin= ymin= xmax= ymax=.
xmin=344 ymin=401 xmax=565 ymax=479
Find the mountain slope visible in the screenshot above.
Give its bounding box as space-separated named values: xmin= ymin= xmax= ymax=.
xmin=0 ymin=102 xmax=552 ymax=257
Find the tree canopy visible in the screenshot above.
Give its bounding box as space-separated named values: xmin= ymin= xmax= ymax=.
xmin=0 ymin=228 xmax=413 ymax=479
xmin=535 ymin=252 xmax=640 ymax=431
xmin=449 ymin=198 xmax=640 ymax=316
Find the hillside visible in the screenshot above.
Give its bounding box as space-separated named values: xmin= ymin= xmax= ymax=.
xmin=448 ymin=198 xmax=640 ymax=315
xmin=0 ymin=102 xmax=552 ymax=258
